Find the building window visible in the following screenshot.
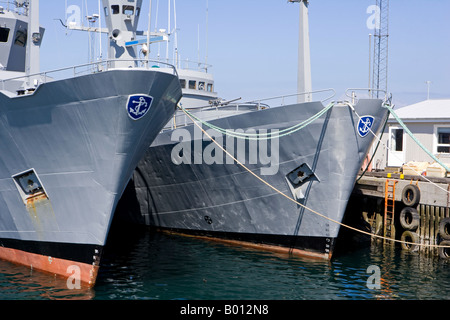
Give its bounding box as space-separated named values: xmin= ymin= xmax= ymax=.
xmin=437 ymin=127 xmax=450 ymax=153
xmin=0 ymin=27 xmax=10 ymax=42
xmin=188 ymin=80 xmax=196 ymax=90
xmin=391 ymin=128 xmax=403 ymax=151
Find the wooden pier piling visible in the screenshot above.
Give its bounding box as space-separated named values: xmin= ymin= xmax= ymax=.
xmin=350 ymin=171 xmax=450 ymax=258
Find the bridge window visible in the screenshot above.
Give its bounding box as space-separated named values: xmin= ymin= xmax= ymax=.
xmin=198 ymin=81 xmax=205 ymax=91
xmin=123 ymin=5 xmax=134 ymax=15
xmin=188 ymin=80 xmax=196 ymax=90
xmin=111 ymin=5 xmax=120 ymax=14
xmin=0 ymin=27 xmax=10 ymax=42
xmin=14 ymin=29 xmax=26 ymax=47
xmin=207 ymin=83 xmax=213 ymax=92
xmin=179 ymin=79 xmax=186 ymax=88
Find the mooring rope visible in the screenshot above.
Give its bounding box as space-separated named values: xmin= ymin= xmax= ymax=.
xmin=178 ymin=103 xmax=450 ymax=250
xmin=178 ymin=102 xmax=335 ymax=140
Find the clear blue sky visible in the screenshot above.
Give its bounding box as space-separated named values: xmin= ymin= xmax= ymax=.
xmin=40 ymin=0 xmax=450 ymax=108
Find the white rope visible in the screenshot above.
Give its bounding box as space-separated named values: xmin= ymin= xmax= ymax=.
xmin=177 ymin=102 xmax=334 ymax=140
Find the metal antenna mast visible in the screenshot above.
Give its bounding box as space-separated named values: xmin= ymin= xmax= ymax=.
xmin=372 ymin=0 xmax=389 ymax=98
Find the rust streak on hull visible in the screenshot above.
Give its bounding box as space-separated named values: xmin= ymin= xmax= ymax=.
xmin=160 ymin=229 xmax=332 ymax=260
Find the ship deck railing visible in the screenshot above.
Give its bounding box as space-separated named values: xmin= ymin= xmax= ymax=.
xmin=0 ymin=1 xmax=29 ymax=15
xmin=0 ymin=59 xmax=178 ymax=92
xmin=163 ymin=88 xmax=337 ymax=131
xmin=246 ymin=88 xmax=336 ymax=107
xmin=158 ymin=57 xmax=213 ymax=74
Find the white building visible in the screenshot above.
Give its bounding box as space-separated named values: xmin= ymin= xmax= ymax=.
xmin=371 ymin=99 xmax=450 ymax=170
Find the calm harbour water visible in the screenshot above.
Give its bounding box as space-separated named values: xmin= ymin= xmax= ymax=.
xmin=0 ymin=224 xmax=449 ymax=301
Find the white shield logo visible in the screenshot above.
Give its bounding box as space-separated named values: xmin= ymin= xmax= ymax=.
xmin=357 ymin=116 xmax=374 ymax=138
xmin=126 ymin=94 xmax=153 ymax=120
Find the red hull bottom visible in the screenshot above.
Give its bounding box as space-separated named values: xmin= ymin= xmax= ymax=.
xmin=0 ymin=246 xmax=100 ymax=287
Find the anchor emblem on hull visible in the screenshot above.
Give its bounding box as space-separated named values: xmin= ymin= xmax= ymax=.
xmin=357 ymin=115 xmax=375 ymax=138
xmin=126 ymin=94 xmax=154 ymax=120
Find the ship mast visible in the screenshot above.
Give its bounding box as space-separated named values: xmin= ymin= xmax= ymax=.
xmin=25 ymin=0 xmax=44 ymax=84
xmin=289 ymin=0 xmax=312 ymax=103
xmin=102 ymin=0 xmax=143 ymax=68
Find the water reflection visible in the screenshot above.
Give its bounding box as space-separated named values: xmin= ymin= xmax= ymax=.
xmin=96 ymin=229 xmax=450 ymax=300
xmin=0 ymin=260 xmax=95 ymax=300
xmin=0 ymin=228 xmax=449 ymax=300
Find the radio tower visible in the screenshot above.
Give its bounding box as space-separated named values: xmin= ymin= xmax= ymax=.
xmin=372 ymin=0 xmax=389 ymax=98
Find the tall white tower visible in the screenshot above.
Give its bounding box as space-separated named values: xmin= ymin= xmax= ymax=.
xmin=102 ymin=0 xmax=143 ymax=68
xmin=290 ymin=0 xmax=312 ymax=103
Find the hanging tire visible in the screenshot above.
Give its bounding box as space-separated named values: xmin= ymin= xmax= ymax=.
xmin=439 ymin=217 xmax=450 ymax=240
xmin=401 ymin=230 xmax=420 ymax=252
xmin=438 ymin=240 xmax=450 ymax=259
xmin=399 ymin=207 xmax=420 ymax=230
xmin=402 ymin=185 xmax=420 ymax=207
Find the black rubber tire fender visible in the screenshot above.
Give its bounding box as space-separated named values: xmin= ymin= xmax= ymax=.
xmin=439 ymin=217 xmax=450 ymax=240
xmin=400 ymin=230 xmax=420 ymax=252
xmin=401 ymin=184 xmax=421 ymax=207
xmin=399 ymin=206 xmax=420 ymax=230
xmin=438 ymin=240 xmax=450 ymax=259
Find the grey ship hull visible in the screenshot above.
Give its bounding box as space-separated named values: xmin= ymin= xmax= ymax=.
xmin=117 ymin=98 xmax=387 ymax=259
xmin=0 ymin=69 xmax=181 ymax=286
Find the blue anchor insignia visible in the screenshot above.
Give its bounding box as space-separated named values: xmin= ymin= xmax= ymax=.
xmin=357 ymin=116 xmax=374 ymax=138
xmin=127 ymin=94 xmax=153 ymax=120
